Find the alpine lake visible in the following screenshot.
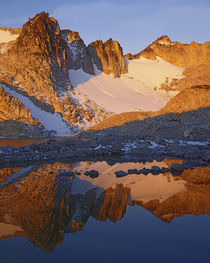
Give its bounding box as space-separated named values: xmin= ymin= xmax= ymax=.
xmin=0 ymin=138 xmax=209 ymax=263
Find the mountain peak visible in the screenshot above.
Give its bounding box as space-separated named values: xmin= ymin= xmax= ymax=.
xmin=155 ymin=35 xmax=172 ymax=45
xmin=25 ymin=12 xmax=58 ymax=30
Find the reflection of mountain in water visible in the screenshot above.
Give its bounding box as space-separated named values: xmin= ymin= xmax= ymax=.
xmin=0 ymin=161 xmax=209 ymax=252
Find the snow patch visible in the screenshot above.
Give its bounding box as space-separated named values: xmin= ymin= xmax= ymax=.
xmin=148 ymin=141 xmax=165 ymax=148
xmin=122 ymin=142 xmax=138 ymax=151
xmin=179 ymin=140 xmax=209 ymax=146
xmin=0 ymin=30 xmax=19 ymax=43
xmin=2 ymin=84 xmax=73 ymax=136
xmin=157 ymin=41 xmax=175 ymax=46
xmin=125 ymin=56 xmax=184 ymax=89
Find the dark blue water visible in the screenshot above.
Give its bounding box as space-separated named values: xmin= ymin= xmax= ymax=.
xmin=1 ymin=206 xmax=210 ymax=263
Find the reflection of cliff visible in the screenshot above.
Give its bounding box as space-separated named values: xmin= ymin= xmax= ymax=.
xmin=134 ymin=166 xmax=210 ymax=223
xmin=0 ymin=162 xmax=73 ymax=251
xmin=94 ymin=184 xmax=130 ymax=222
xmin=0 ymin=163 xmax=130 ymax=251
xmin=0 ymin=167 xmax=21 ymax=184
xmin=0 ymin=162 xmax=209 ymax=251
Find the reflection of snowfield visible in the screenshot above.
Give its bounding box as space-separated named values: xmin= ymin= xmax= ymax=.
xmin=69 ymin=57 xmax=184 ymax=113
xmin=71 ymin=161 xmax=186 ymax=203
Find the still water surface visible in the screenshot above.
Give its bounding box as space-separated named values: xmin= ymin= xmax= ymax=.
xmin=0 ymin=159 xmax=209 ymax=263
xmin=0 ymin=137 xmax=69 ymax=147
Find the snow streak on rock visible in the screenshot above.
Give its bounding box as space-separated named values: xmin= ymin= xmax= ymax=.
xmin=2 ymin=84 xmax=73 ymax=136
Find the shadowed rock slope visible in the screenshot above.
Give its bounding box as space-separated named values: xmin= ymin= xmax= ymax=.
xmin=84 ymin=107 xmax=210 ymax=141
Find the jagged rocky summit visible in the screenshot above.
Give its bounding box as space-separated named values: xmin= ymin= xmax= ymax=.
xmin=0 ymin=12 xmax=209 ymax=137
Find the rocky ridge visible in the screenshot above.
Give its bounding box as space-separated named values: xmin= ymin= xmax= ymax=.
xmin=126 ymin=35 xmax=210 ymax=93
xmin=0 ymin=12 xmax=129 ymax=135
xmin=126 ymin=35 xmax=210 ymax=68
xmin=0 ymin=12 xmax=209 ymax=137
xmin=87 ymin=38 xmax=127 ymax=77
xmin=0 ymin=12 xmax=116 ymax=134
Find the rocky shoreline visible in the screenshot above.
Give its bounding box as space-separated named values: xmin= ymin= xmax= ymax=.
xmin=0 ymin=134 xmax=209 ymax=170
xmin=0 ymin=107 xmax=209 ymax=170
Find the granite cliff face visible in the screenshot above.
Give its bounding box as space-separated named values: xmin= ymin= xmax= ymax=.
xmin=61 ymin=29 xmax=95 ymax=75
xmin=0 ymin=12 xmax=114 ymax=135
xmin=0 ymin=12 xmax=130 ymax=135
xmin=1 ymin=12 xmax=70 ymax=93
xmin=0 ymin=86 xmax=37 ymax=124
xmin=88 ymin=38 xmax=127 ymax=77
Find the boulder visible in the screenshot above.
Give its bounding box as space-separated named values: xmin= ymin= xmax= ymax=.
xmin=84 ymin=170 xmax=99 ymax=178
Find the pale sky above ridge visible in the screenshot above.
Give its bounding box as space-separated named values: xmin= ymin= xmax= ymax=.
xmin=0 ymin=0 xmax=209 ymax=54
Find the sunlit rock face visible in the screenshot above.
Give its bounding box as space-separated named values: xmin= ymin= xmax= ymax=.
xmin=0 ymin=12 xmax=109 ymax=134
xmin=88 ymin=38 xmax=127 ymax=77
xmin=157 ymin=85 xmax=210 ymax=115
xmin=0 ymin=160 xmax=209 ymax=251
xmin=126 ymin=35 xmax=210 ymax=93
xmin=0 ymin=86 xmax=38 ymax=124
xmin=127 ymin=35 xmax=210 ymax=68
xmin=2 ymin=12 xmax=70 ymax=93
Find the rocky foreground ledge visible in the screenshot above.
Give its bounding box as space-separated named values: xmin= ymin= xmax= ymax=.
xmin=0 ymin=108 xmax=209 ymax=169
xmin=0 ymin=134 xmax=209 ymax=169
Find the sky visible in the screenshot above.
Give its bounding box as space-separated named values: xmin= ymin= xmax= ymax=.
xmin=0 ymin=0 xmax=210 ymax=54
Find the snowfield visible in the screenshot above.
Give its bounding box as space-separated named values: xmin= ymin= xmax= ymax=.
xmin=125 ymin=56 xmax=184 ymax=88
xmin=0 ymin=30 xmax=19 ymax=43
xmin=69 ymin=57 xmax=184 ymax=113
